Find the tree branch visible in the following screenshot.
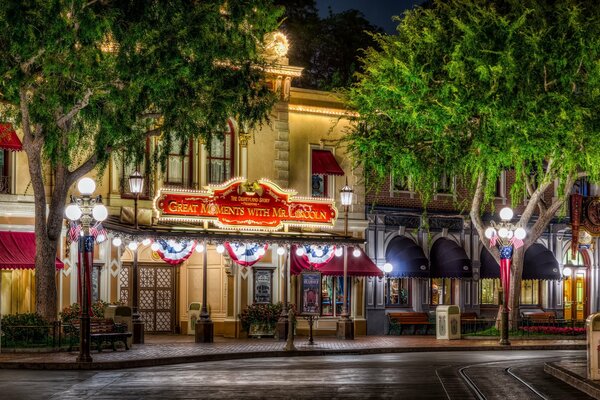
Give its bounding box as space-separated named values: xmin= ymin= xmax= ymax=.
xmin=20 ymin=49 xmax=45 ymax=74
xmin=56 ymin=88 xmax=94 ymax=129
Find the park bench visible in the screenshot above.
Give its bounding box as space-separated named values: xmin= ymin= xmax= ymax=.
xmin=388 ymin=312 xmax=433 ymax=335
xmin=70 ymin=318 xmax=132 ymax=352
xmin=521 ymin=311 xmax=556 ymax=326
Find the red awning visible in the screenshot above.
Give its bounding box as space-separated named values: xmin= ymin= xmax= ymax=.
xmin=0 ymin=123 xmax=23 ymax=151
xmin=312 ymin=149 xmax=344 ymax=176
xmin=0 ymin=231 xmax=64 ymax=270
xmin=291 ymin=246 xmax=382 ymax=277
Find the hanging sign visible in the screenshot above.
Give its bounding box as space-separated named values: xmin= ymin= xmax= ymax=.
xmin=154 ymin=178 xmax=337 ymax=231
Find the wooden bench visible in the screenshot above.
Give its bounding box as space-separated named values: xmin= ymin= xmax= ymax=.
xmin=388 ymin=312 xmax=433 ymax=335
xmin=460 ymin=312 xmax=478 ymax=322
xmin=70 ymin=318 xmax=132 ymax=352
xmin=522 ymin=311 xmax=556 ymax=325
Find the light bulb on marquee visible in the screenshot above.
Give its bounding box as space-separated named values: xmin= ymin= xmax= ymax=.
xmin=335 ymin=248 xmax=343 ymax=257
xmin=296 ymin=247 xmax=305 ymax=256
xmin=128 ymin=241 xmax=138 ymax=251
xmin=315 ymin=247 xmax=324 ymax=257
xmin=195 ymin=243 xmax=205 ymax=253
xmin=353 ymin=248 xmax=361 ymax=257
xmin=216 ymin=244 xmax=225 ymax=254
xmin=112 ymin=237 xmax=122 ymax=247
xmin=142 ymin=238 xmax=152 ymax=246
xmin=277 ymin=247 xmax=285 ymax=256
xmin=151 ymin=242 xmax=160 ymax=252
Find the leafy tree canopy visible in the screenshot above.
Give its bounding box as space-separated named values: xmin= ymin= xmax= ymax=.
xmin=345 ymin=0 xmax=600 ymax=207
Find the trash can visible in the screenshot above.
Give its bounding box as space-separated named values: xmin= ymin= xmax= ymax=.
xmin=436 ymin=305 xmax=461 ymax=340
xmin=104 ymin=305 xmax=133 ymax=347
xmin=587 ymin=313 xmax=600 ymax=380
xmin=188 ymin=302 xmax=202 ymax=335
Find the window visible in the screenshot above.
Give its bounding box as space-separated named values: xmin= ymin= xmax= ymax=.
xmin=480 ymin=278 xmax=499 ymax=304
xmin=207 ymin=123 xmax=234 ymax=184
xmin=573 ymin=177 xmax=590 ymax=196
xmin=436 ymin=173 xmax=454 ymax=195
xmin=166 ymin=138 xmax=193 ymax=188
xmin=312 ymin=174 xmax=328 ymax=197
xmin=520 ymin=280 xmax=540 ymax=305
xmin=320 ymin=276 xmax=351 ymax=316
xmin=0 ymin=149 xmax=9 ymax=194
xmin=385 ymin=277 xmax=410 ymax=307
xmin=494 ymin=171 xmax=506 ymax=198
xmin=310 ymin=148 xmax=343 ymax=198
xmin=431 ymin=278 xmax=452 ymax=305
xmin=391 ymin=174 xmax=413 ymax=193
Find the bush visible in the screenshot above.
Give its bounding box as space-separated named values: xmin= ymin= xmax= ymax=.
xmin=0 ymin=313 xmax=50 ymax=344
xmin=238 ymin=302 xmax=297 ymax=331
xmin=59 ymin=300 xmax=109 ymax=325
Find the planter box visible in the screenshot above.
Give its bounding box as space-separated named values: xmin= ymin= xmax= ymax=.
xmin=249 ymin=323 xmax=276 ymax=338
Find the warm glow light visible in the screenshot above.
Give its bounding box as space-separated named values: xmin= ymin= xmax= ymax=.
xmin=112 ymin=237 xmax=122 ymax=247
xmin=484 ymin=227 xmax=496 ymax=239
xmin=142 ymin=238 xmax=151 ymax=246
xmin=514 ymin=227 xmax=526 ymax=240
xmin=128 ymin=241 xmax=138 ymax=251
xmin=128 ymin=171 xmax=144 ymax=195
xmin=77 ymin=177 xmax=96 ymax=195
xmin=353 ymin=248 xmax=361 ymax=257
xmin=335 ymin=248 xmax=343 ymax=257
xmin=65 ymin=204 xmax=82 ymax=221
xmin=498 ymin=227 xmax=509 ymax=238
xmin=563 ymin=266 xmax=572 ymax=277
xmin=96 ymin=234 xmax=106 ymax=243
xmin=151 ymin=242 xmax=160 ymax=251
xmin=296 ymin=247 xmax=305 ymax=256
xmin=92 ymin=204 xmax=108 ymax=221
xmin=383 ymin=263 xmax=393 ymax=274
xmin=216 ymin=244 xmax=225 ymax=254
xmin=315 ymin=247 xmax=324 ymax=257
xmin=277 ymin=247 xmax=285 ymax=256
xmin=340 ymin=183 xmax=353 ymax=207
xmin=195 ymin=243 xmax=205 ymax=253
xmin=499 ymin=207 xmax=514 ymax=221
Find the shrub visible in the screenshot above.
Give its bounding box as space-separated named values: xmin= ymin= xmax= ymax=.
xmin=0 ymin=313 xmax=49 ymax=344
xmin=238 ymin=302 xmax=297 ymax=331
xmin=60 ymin=300 xmax=109 ymax=325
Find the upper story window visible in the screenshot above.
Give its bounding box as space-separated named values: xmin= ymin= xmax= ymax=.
xmin=573 ymin=177 xmax=590 ymax=196
xmin=207 ymin=122 xmax=234 ymax=185
xmin=494 ymin=171 xmax=506 ymax=198
xmin=0 ymin=123 xmax=22 ymax=195
xmin=391 ymin=174 xmax=414 ymax=193
xmin=120 ymin=139 xmax=151 ymax=199
xmin=0 ymin=150 xmax=9 ymax=194
xmin=166 ymin=138 xmax=193 ymax=188
xmin=311 ymin=147 xmax=344 ymax=198
xmin=436 ymin=173 xmax=455 ymax=195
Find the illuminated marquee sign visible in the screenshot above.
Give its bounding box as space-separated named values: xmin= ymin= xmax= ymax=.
xmin=154 ymin=178 xmax=338 ymax=230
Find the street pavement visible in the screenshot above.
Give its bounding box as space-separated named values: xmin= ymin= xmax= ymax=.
xmin=0 ymin=334 xmax=585 ymax=370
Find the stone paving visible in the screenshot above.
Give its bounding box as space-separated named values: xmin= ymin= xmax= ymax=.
xmin=0 ymin=334 xmax=586 ymax=370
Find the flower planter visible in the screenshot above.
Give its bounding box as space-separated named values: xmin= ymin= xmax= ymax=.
xmin=249 ymin=323 xmax=276 ymax=338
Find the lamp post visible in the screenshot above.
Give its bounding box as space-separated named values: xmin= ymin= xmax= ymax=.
xmin=65 ymin=177 xmax=108 ymax=363
xmin=276 ymin=245 xmax=289 ymax=341
xmin=337 ymin=181 xmax=354 ymax=340
xmin=383 ymin=262 xmax=393 ymax=304
xmin=128 ymin=171 xmax=145 ymax=344
xmin=484 ymin=207 xmax=526 ymax=346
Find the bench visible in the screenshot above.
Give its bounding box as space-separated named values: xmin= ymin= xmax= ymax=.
xmin=460 ymin=312 xmax=478 ymax=322
xmin=70 ymin=318 xmax=132 ymax=352
xmin=388 ymin=312 xmax=433 ymax=335
xmin=522 ymin=311 xmax=556 ymax=325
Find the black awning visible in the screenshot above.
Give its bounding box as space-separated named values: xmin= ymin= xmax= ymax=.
xmin=385 ymin=236 xmax=429 ymax=278
xmin=480 ymin=244 xmax=560 ymax=280
xmin=480 ymin=247 xmax=500 ymax=279
xmin=523 ymin=243 xmax=561 ymax=280
xmin=430 ymin=238 xmax=472 ymax=279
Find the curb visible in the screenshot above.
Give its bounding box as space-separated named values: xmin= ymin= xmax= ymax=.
xmin=544 ymin=361 xmax=600 ymax=400
xmin=0 ymin=343 xmax=586 ymax=370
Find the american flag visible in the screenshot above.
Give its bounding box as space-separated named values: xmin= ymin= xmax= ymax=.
xmin=68 ymin=221 xmax=81 ymax=243
xmin=90 ymin=222 xmax=108 ymax=243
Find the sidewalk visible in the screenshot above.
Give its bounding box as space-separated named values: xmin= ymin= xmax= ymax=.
xmin=0 ymin=335 xmax=585 ymax=370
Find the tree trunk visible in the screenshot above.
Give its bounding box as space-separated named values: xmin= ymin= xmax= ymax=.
xmin=508 ymin=249 xmax=525 ymax=329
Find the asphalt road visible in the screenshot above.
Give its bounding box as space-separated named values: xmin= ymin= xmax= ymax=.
xmin=0 ymin=350 xmax=589 ymax=399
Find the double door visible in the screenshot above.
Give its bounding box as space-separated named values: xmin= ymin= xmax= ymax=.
xmin=564 ymin=269 xmax=587 ymax=321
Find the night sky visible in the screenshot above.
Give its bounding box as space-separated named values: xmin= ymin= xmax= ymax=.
xmin=316 ymin=0 xmax=426 ymax=34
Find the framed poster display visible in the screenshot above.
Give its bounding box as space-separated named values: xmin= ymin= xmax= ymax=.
xmin=253 ymin=269 xmax=273 ymax=304
xmin=300 ymin=271 xmax=321 ymax=315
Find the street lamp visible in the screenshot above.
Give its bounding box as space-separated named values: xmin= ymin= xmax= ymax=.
xmin=337 ymin=180 xmax=354 ymax=340
xmin=484 ymin=206 xmax=526 ymax=346
xmin=65 ymin=177 xmax=108 ymax=363
xmin=128 ymin=170 xmax=145 ymax=344
xmin=383 ymin=262 xmax=393 ymax=305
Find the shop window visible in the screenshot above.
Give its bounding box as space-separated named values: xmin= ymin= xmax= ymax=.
xmin=385 ymin=277 xmax=410 ymax=307
xmin=431 ymin=278 xmax=452 ymax=305
xmin=520 ymin=280 xmax=539 ymax=305
xmin=480 ymin=278 xmax=499 ymax=305
xmin=253 ymin=269 xmax=273 ymax=304
xmin=320 ymin=275 xmax=351 ymax=316
xmin=0 ymin=149 xmax=9 ymax=194
xmin=166 ymin=138 xmax=193 ymax=188
xmin=207 ymin=124 xmax=234 ymax=184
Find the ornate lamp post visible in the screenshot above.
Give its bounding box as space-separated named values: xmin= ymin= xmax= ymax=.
xmin=276 ymin=245 xmax=289 ymax=341
xmin=383 ymin=262 xmax=393 ymax=304
xmin=65 ymin=177 xmax=108 ymax=363
xmin=128 ymin=171 xmax=145 ymax=344
xmin=484 ymin=207 xmax=526 ymax=346
xmin=195 ymin=241 xmax=217 ymax=343
xmin=337 ymin=181 xmax=354 ymax=340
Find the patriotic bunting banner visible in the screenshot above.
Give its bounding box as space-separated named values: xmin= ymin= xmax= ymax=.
xmin=154 ymin=239 xmax=196 ymax=265
xmin=300 ymin=244 xmax=336 ymax=268
xmin=225 ymin=242 xmax=268 ymax=267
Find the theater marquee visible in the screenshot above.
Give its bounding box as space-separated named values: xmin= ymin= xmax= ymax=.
xmin=153 ymin=178 xmax=338 ymax=231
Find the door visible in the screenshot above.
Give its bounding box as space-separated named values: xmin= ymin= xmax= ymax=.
xmin=138 ymin=265 xmax=176 ymax=333
xmin=564 ymin=269 xmax=587 ymax=321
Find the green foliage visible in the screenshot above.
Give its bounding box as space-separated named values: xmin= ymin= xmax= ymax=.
xmin=0 ymin=313 xmax=49 ymax=344
xmin=238 ymin=302 xmax=296 ymax=331
xmin=59 ymin=300 xmax=109 ymax=325
xmin=344 ymin=0 xmax=600 ymax=207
